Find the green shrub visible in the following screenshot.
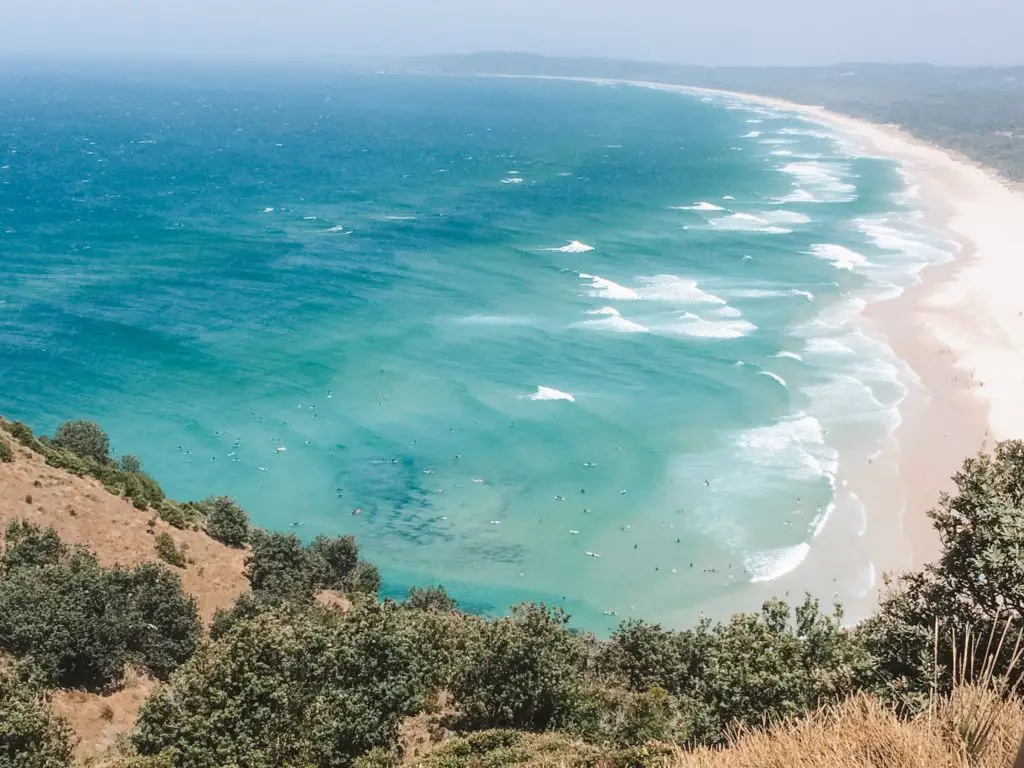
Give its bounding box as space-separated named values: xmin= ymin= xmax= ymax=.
xmin=450 ymin=603 xmax=588 ymax=733
xmin=43 ymin=447 xmax=96 ymax=477
xmin=0 ymin=527 xmax=200 ymax=691
xmin=5 ymin=421 xmax=47 ymax=454
xmin=1 ymin=522 xmax=67 ymax=571
xmin=860 ymin=439 xmax=1024 ymax=704
xmin=154 ymin=533 xmax=186 ymax=569
xmin=598 ymin=597 xmax=874 ymax=746
xmin=119 ymin=454 xmax=143 ymax=474
xmin=0 ymin=436 xmax=12 ymax=463
xmin=202 ymin=496 xmax=249 ymax=548
xmin=244 ymin=530 xmax=324 ymax=600
xmin=52 ymin=420 xmax=109 ymax=464
xmin=348 ymin=561 xmax=381 ymax=597
xmin=310 ymin=534 xmax=359 ymax=588
xmin=405 ymin=585 xmax=459 ymax=613
xmin=156 ymin=501 xmax=189 ymax=530
xmin=134 ymin=602 xmax=437 ymax=768
xmin=0 ymin=670 xmax=74 ymax=768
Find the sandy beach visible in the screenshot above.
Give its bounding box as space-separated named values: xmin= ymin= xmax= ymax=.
xmin=645 ymin=79 xmax=1024 ymax=607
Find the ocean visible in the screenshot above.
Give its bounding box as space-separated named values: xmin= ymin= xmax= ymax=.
xmin=0 ymin=68 xmax=956 ymax=631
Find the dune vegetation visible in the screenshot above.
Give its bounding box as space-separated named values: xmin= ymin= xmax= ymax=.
xmin=2 ymin=416 xmax=1024 ymax=767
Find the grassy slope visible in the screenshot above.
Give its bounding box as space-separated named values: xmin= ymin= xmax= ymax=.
xmin=0 ymin=422 xmax=249 ymax=760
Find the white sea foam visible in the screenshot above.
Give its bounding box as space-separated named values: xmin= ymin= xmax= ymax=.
xmin=669 ymin=312 xmax=757 ymax=339
xmin=635 ymin=275 xmax=726 ymax=304
xmin=742 ymin=130 xmax=762 ymax=138
xmin=529 ymin=386 xmax=575 ymax=402
xmin=261 ymin=207 xmax=275 ymax=213
xmin=745 ymin=543 xmax=811 ymax=583
xmin=746 ymin=119 xmax=763 ymax=124
xmin=712 ymin=306 xmax=743 ymax=318
xmin=809 ymin=243 xmax=869 ymax=271
xmin=675 ymin=201 xmax=725 ymax=211
xmin=710 ymin=212 xmax=792 ymax=235
xmin=500 ymin=177 xmax=525 ymax=184
xmin=546 ymin=240 xmax=594 ymax=253
xmin=758 ymin=371 xmax=788 ymax=388
xmin=303 ymin=216 xmax=317 ymax=220
xmin=773 ymin=351 xmax=804 ymax=361
xmin=578 ymin=273 xmax=639 ymax=300
xmin=804 ymin=337 xmax=856 ymax=356
xmin=760 ymin=210 xmax=812 ymax=225
xmin=771 ymin=149 xmax=795 ymax=157
xmin=324 ymin=225 xmax=353 ymax=234
xmin=578 ymin=307 xmax=649 ymax=333
xmin=737 ymin=412 xmax=838 ymax=483
xmin=776 ymin=161 xmax=857 ymax=203
xmin=730 ymin=288 xmax=813 ymax=301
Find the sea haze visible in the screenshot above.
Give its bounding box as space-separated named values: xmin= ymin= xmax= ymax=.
xmin=0 ymin=70 xmax=955 ymax=631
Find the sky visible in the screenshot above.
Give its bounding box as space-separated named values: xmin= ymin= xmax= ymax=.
xmin=1 ymin=0 xmax=1021 ymax=67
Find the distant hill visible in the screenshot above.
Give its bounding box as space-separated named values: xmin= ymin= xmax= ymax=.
xmin=396 ymin=53 xmax=1024 ymax=183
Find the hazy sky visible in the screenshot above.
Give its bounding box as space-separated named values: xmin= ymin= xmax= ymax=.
xmin=2 ymin=0 xmax=1021 ymax=67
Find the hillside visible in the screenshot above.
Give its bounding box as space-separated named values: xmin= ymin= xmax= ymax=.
xmin=4 ymin=416 xmax=1024 ymax=768
xmin=0 ymin=421 xmax=251 ymax=760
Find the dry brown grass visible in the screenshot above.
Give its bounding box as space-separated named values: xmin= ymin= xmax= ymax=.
xmin=0 ymin=426 xmax=249 ymax=623
xmin=0 ymin=422 xmax=252 ymax=760
xmin=51 ymin=670 xmax=158 ymax=762
xmin=669 ymin=685 xmax=1024 ymax=768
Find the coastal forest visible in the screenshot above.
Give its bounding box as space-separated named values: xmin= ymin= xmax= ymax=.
xmin=3 ymin=416 xmax=1024 ymax=767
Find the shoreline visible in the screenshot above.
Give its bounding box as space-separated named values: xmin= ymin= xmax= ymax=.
xmin=500 ymin=74 xmax=1021 ymax=615
xmin=628 ymin=79 xmax=1018 ymax=593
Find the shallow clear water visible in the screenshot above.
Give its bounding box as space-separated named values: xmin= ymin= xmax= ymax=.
xmin=0 ymin=69 xmax=955 ymax=631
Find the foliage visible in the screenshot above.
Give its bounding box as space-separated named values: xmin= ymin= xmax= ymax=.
xmin=406 ymin=585 xmax=459 ymax=613
xmin=52 ymin=419 xmax=109 ymax=464
xmin=4 ymin=421 xmax=47 ymax=454
xmin=310 ymin=534 xmax=359 ymax=588
xmin=244 ymin=530 xmax=378 ymax=601
xmin=0 ymin=670 xmax=74 ymax=768
xmin=598 ymin=597 xmax=875 ymax=745
xmin=153 ymin=533 xmax=186 ymax=568
xmin=1 ymin=522 xmax=67 ymax=570
xmin=134 ymin=601 xmax=443 ymax=768
xmin=860 ymin=440 xmax=1024 ymax=703
xmin=245 ymin=530 xmax=325 ymax=600
xmin=349 ymin=561 xmax=381 ymax=597
xmin=0 ymin=436 xmax=12 ymax=463
xmin=450 ymin=603 xmax=589 ymax=733
xmin=0 ymin=525 xmax=200 ymax=691
xmin=202 ymin=496 xmax=249 ymax=548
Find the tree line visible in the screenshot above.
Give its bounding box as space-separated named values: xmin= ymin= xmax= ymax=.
xmin=2 ymin=419 xmax=1023 ymax=768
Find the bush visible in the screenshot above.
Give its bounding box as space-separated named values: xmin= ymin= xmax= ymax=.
xmin=5 ymin=421 xmax=47 ymax=454
xmin=202 ymin=496 xmax=249 ymax=548
xmin=156 ymin=500 xmax=189 ymax=529
xmin=598 ymin=597 xmax=875 ymax=746
xmin=154 ymin=533 xmax=186 ymax=569
xmin=310 ymin=534 xmax=359 ymax=588
xmin=0 ymin=670 xmax=74 ymax=768
xmin=134 ymin=602 xmax=439 ymax=768
xmin=450 ymin=603 xmax=588 ymax=733
xmin=0 ymin=527 xmax=200 ymax=691
xmin=861 ymin=439 xmax=1024 ymax=704
xmin=0 ymin=436 xmax=12 ymax=463
xmin=245 ymin=530 xmax=324 ymax=600
xmin=1 ymin=522 xmax=67 ymax=571
xmin=52 ymin=420 xmax=110 ymax=464
xmin=43 ymin=447 xmax=96 ymax=477
xmin=348 ymin=561 xmax=381 ymax=597
xmin=406 ymin=585 xmax=459 ymax=613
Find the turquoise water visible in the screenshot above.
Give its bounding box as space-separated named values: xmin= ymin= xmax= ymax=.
xmin=0 ymin=69 xmax=954 ymax=630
